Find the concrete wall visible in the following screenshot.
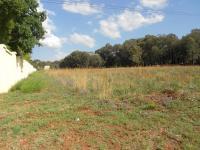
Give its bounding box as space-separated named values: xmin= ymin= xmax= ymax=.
xmin=0 ymin=44 xmax=36 ymax=93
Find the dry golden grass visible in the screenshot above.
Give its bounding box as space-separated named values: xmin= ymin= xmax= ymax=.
xmin=47 ymin=66 xmax=200 ymax=99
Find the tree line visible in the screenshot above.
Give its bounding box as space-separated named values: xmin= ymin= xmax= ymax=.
xmin=59 ymin=29 xmax=200 ymax=68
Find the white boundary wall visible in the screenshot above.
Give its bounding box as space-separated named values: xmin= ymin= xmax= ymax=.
xmin=0 ymin=44 xmax=36 ymax=93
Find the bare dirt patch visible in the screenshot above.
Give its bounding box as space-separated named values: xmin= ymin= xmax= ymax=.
xmin=19 ymin=138 xmax=31 ymax=150
xmin=77 ymin=107 xmax=103 ymax=116
xmin=60 ymin=130 xmax=96 ymax=149
xmin=139 ymin=128 xmax=182 ymax=150
xmin=145 ymin=90 xmax=185 ymax=106
xmin=0 ymin=115 xmax=5 ymax=120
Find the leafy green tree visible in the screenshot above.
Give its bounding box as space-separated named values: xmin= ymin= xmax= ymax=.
xmin=178 ymin=36 xmax=199 ymax=64
xmin=139 ymin=34 xmax=180 ymax=65
xmin=140 ymin=35 xmax=159 ymax=65
xmin=0 ymin=0 xmax=46 ymax=55
xmin=185 ymin=29 xmax=200 ymax=64
xmin=60 ymin=51 xmax=90 ymax=68
xmin=159 ymin=34 xmax=179 ymax=64
xmin=121 ymin=39 xmax=142 ymax=66
xmin=89 ymin=54 xmax=104 ymax=67
xmin=60 ymin=51 xmax=104 ymax=68
xmin=95 ymin=43 xmax=119 ymax=67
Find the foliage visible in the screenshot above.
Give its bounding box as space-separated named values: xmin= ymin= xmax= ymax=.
xmin=60 ymin=51 xmax=90 ymax=68
xmin=60 ymin=51 xmax=103 ymax=68
xmin=89 ymin=53 xmax=104 ymax=67
xmin=0 ymin=0 xmax=46 ymax=56
xmin=30 ymin=28 xmax=200 ymax=68
xmin=96 ymin=43 xmax=120 ymax=67
xmin=95 ymin=29 xmax=200 ymax=67
xmin=120 ymin=39 xmax=142 ymax=66
xmin=31 ymin=59 xmax=60 ymax=70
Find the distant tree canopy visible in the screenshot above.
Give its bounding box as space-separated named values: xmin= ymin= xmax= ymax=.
xmin=58 ymin=29 xmax=200 ymax=68
xmin=0 ymin=0 xmax=46 ymax=56
xmin=34 ymin=28 xmax=200 ymax=68
xmin=60 ymin=51 xmax=104 ymax=68
xmin=95 ymin=29 xmax=200 ymax=67
xmin=31 ymin=59 xmax=60 ymax=70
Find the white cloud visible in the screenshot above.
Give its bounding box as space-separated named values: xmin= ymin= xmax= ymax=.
xmin=40 ymin=18 xmax=65 ymax=49
xmin=62 ymin=0 xmax=102 ymax=15
xmin=40 ymin=32 xmax=66 ymax=49
xmin=117 ymin=10 xmax=164 ymax=31
xmin=53 ymin=49 xmax=69 ymax=61
xmin=99 ymin=10 xmax=164 ymax=39
xmin=37 ymin=0 xmax=65 ymax=49
xmin=100 ymin=18 xmax=121 ymax=39
xmin=68 ymin=33 xmax=95 ymax=48
xmin=42 ymin=17 xmax=56 ymax=34
xmin=140 ymin=0 xmax=168 ymax=9
xmin=37 ymin=0 xmax=45 ymax=12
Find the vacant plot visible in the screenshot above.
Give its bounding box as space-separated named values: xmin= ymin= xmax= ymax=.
xmin=0 ymin=66 xmax=200 ymax=149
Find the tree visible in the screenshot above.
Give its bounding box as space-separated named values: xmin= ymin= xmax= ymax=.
xmin=60 ymin=51 xmax=104 ymax=68
xmin=159 ymin=34 xmax=179 ymax=64
xmin=60 ymin=51 xmax=91 ymax=68
xmin=89 ymin=54 xmax=104 ymax=67
xmin=140 ymin=35 xmax=159 ymax=65
xmin=186 ymin=29 xmax=200 ymax=64
xmin=121 ymin=39 xmax=142 ymax=66
xmin=95 ymin=43 xmax=118 ymax=67
xmin=0 ymin=0 xmax=46 ymax=56
xmin=178 ymin=36 xmax=199 ymax=64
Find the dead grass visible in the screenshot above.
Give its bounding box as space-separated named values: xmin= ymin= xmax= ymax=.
xmin=48 ymin=66 xmax=200 ymax=98
xmin=0 ymin=66 xmax=199 ymax=149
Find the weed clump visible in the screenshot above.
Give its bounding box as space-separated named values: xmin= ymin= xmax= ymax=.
xmin=142 ymin=101 xmax=157 ymax=110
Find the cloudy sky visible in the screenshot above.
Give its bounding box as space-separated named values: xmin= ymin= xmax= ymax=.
xmin=32 ymin=0 xmax=200 ymax=61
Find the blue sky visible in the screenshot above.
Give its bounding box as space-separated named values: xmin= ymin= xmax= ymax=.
xmin=32 ymin=0 xmax=200 ymax=61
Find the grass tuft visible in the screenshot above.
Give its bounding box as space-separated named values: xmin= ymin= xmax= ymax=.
xmin=142 ymin=101 xmax=157 ymax=110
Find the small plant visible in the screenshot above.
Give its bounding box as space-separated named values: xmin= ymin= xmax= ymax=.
xmin=142 ymin=101 xmax=157 ymax=110
xmin=12 ymin=125 xmax=21 ymax=135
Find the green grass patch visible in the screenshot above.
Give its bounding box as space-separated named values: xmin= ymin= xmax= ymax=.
xmin=142 ymin=101 xmax=157 ymax=110
xmin=11 ymin=72 xmax=49 ymax=93
xmin=12 ymin=125 xmax=21 ymax=135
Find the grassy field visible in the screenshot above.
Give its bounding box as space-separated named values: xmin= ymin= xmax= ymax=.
xmin=0 ymin=66 xmax=200 ymax=149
